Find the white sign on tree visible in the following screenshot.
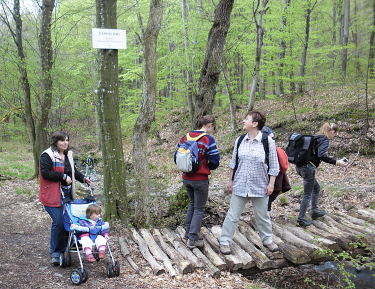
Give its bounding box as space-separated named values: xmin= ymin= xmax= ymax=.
xmin=92 ymin=28 xmax=127 ymax=49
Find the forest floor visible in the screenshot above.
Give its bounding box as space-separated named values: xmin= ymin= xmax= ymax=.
xmin=1 ymin=91 xmax=375 ymax=288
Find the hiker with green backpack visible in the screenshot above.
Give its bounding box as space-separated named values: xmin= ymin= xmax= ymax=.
xmin=219 ymin=111 xmax=280 ymax=255
xmin=174 ymin=115 xmax=220 ymax=249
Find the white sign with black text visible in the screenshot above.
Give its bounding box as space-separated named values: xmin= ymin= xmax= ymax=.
xmin=92 ymin=28 xmax=127 ymax=49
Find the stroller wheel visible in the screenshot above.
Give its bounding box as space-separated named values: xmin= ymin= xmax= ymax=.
xmin=65 ymin=251 xmax=71 ymax=267
xmin=59 ymin=253 xmax=66 ymax=268
xmin=106 ymin=262 xmax=112 ymax=278
xmin=70 ymin=269 xmax=82 ymax=285
xmin=80 ymin=267 xmax=88 ymax=283
xmin=114 ymin=261 xmax=120 ymax=277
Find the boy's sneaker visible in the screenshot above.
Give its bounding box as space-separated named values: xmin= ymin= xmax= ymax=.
xmin=220 ymin=244 xmax=231 ymax=255
xmin=311 ymin=210 xmax=326 ymax=220
xmin=99 ymin=250 xmax=105 ymax=259
xmin=86 ymin=254 xmax=96 ymax=263
xmin=186 ymin=239 xmax=204 ymax=249
xmin=265 ymin=242 xmax=279 ymax=252
xmin=184 ymin=233 xmax=204 ymax=240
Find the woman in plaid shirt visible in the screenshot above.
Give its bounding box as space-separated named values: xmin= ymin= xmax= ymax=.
xmin=219 ymin=111 xmax=280 ymax=254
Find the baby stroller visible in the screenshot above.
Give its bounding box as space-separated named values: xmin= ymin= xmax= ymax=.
xmin=60 ymin=185 xmax=120 ymax=285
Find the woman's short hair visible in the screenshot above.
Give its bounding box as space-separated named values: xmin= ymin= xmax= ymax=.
xmin=50 ymin=131 xmax=69 ymax=152
xmin=245 ymin=110 xmax=266 ymax=130
xmin=318 ymin=123 xmax=338 ymax=139
xmin=86 ymin=204 xmax=102 ymax=218
xmin=196 ymin=115 xmax=216 ymax=131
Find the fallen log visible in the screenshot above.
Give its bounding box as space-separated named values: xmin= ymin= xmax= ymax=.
xmin=283 ymin=224 xmax=341 ymax=252
xmin=306 ymin=223 xmax=350 ymax=250
xmin=160 ymin=228 xmax=204 ymax=268
xmin=174 ymin=226 xmax=226 ymax=271
xmin=238 ymin=221 xmax=269 ymax=255
xmin=140 ymin=229 xmax=176 ymax=277
xmin=210 ymin=225 xmax=255 ymax=269
xmin=200 ymin=227 xmax=243 ymax=271
xmin=272 ymin=233 xmax=311 ymax=264
xmin=232 ymin=230 xmax=274 ymax=270
xmin=357 ymin=209 xmax=375 ymax=221
xmin=335 ymin=211 xmax=375 ymax=231
xmin=329 ymin=213 xmax=375 ymax=236
xmin=192 ymin=248 xmax=221 ymax=278
xmin=131 ymin=228 xmax=165 ymax=275
xmin=272 ymin=223 xmax=326 ymax=260
xmin=152 ymin=229 xmax=193 ymax=274
xmin=118 ymin=236 xmax=147 ymax=277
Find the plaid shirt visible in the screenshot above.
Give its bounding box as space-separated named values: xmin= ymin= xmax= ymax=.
xmin=229 ymin=131 xmax=279 ymax=197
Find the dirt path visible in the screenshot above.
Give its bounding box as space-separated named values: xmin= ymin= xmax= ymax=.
xmin=0 ymin=179 xmax=265 ymax=289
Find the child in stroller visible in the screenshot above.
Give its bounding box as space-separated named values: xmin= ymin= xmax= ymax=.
xmin=71 ymin=204 xmax=109 ymax=262
xmin=61 ymin=186 xmax=119 ymax=285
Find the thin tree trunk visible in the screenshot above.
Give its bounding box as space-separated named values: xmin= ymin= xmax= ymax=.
xmin=248 ymin=0 xmax=266 ymax=112
xmin=96 ymin=0 xmax=128 ymax=221
xmin=132 ymin=0 xmax=163 ymax=227
xmin=220 ymin=58 xmax=236 ymax=134
xmin=193 ymin=0 xmax=234 ymax=122
xmin=330 ymin=1 xmax=337 ymax=75
xmin=182 ymin=0 xmax=194 ymax=130
xmin=277 ymin=0 xmax=289 ymax=97
xmin=341 ymin=0 xmax=350 ymax=81
xmin=369 ymin=0 xmax=375 ymax=79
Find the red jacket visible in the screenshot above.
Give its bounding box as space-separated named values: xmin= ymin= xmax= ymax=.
xmin=39 ymin=148 xmax=64 ymax=207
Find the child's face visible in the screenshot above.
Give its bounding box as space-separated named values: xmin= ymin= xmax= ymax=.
xmin=89 ymin=212 xmax=100 ymax=221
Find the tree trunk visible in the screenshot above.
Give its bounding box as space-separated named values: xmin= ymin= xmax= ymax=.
xmin=193 ymin=0 xmax=234 ymax=122
xmin=96 ymin=0 xmax=128 ymax=221
xmin=182 ymin=0 xmax=194 ymax=130
xmin=330 ymin=1 xmax=337 ymax=75
xmin=35 ymin=0 xmax=56 ymax=173
xmin=10 ymin=0 xmax=37 ymax=176
xmin=132 ymin=0 xmax=163 ymax=226
xmin=341 ymin=0 xmax=350 ymax=81
xmin=277 ymin=0 xmax=289 ymax=97
xmin=248 ymin=0 xmax=267 ymax=112
xmin=369 ymin=0 xmax=375 ymax=79
xmin=220 ymin=58 xmax=236 ymax=134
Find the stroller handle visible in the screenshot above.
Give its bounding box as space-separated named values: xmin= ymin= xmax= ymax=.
xmin=70 ymin=222 xmax=109 ymax=232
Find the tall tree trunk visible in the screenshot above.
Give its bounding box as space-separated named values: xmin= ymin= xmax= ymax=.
xmin=220 ymin=58 xmax=236 ymax=134
xmin=193 ymin=0 xmax=234 ymax=122
xmin=340 ymin=0 xmax=350 ymax=81
xmin=330 ymin=1 xmax=337 ymax=75
xmin=96 ymin=0 xmax=128 ymax=221
xmin=248 ymin=0 xmax=267 ymax=112
xmin=35 ymin=0 xmax=56 ymax=172
xmin=277 ymin=0 xmax=289 ymax=97
xmin=182 ymin=0 xmax=194 ymax=130
xmin=369 ymin=0 xmax=375 ymax=79
xmin=352 ymin=0 xmax=361 ymax=77
xmin=132 ymin=0 xmax=163 ymax=227
xmin=10 ymin=0 xmax=37 ymax=176
xmin=298 ymin=1 xmax=317 ymax=94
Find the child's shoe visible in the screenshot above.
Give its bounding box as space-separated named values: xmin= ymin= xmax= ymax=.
xmin=86 ymin=254 xmax=96 ymax=262
xmin=99 ymin=250 xmax=105 ymax=259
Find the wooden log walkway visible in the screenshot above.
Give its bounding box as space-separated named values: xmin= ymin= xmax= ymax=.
xmin=118 ymin=210 xmax=375 ymax=278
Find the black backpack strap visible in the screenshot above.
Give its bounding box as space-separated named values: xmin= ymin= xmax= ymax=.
xmin=232 ymin=134 xmax=246 ymax=181
xmin=262 ymin=131 xmax=270 ymax=172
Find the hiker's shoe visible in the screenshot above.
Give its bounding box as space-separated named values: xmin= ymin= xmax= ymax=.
xmin=311 ymin=210 xmax=326 ymax=220
xmin=297 ymin=219 xmax=312 ymax=227
xmin=86 ymin=254 xmax=96 ymax=263
xmin=184 ymin=232 xmax=204 ymax=240
xmin=99 ymin=250 xmax=105 ymax=259
xmin=220 ymin=244 xmax=231 ymax=255
xmin=51 ymin=257 xmax=59 ymax=266
xmin=186 ymin=239 xmax=204 ymax=249
xmin=265 ymin=242 xmax=279 ymax=252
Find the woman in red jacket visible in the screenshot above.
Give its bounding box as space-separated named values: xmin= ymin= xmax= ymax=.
xmin=39 ymin=131 xmax=91 ymax=265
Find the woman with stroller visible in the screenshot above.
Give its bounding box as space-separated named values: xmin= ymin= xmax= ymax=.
xmin=296 ymin=123 xmax=348 ymax=226
xmin=219 ymin=111 xmax=280 ymax=255
xmin=71 ymin=204 xmax=109 ymax=262
xmin=39 ymin=131 xmax=91 ymax=265
xmin=174 ymin=115 xmax=220 ymax=249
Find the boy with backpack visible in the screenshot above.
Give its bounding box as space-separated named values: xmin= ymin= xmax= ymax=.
xmin=174 ymin=115 xmax=220 ymax=249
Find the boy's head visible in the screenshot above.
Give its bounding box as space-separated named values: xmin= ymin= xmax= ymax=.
xmin=86 ymin=204 xmax=102 ymax=221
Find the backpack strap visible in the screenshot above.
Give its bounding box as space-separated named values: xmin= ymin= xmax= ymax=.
xmin=232 ymin=133 xmax=246 ymax=181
